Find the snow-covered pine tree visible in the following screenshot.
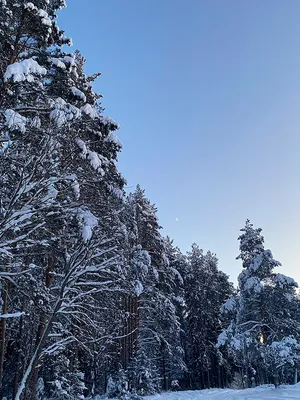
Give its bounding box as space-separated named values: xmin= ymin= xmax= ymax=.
xmin=121 ymin=186 xmax=185 ymax=394
xmin=42 ymin=354 xmax=86 ymax=400
xmin=157 ymin=237 xmax=186 ymax=390
xmin=122 ymin=187 xmax=163 ymax=394
xmin=261 ymin=273 xmax=300 ymax=385
xmin=0 ymin=1 xmax=126 ymax=399
xmin=0 ymin=1 xmax=74 ymax=396
xmin=43 ymin=49 xmax=127 ymax=399
xmin=218 ymin=220 xmax=300 ymax=387
xmin=185 ymin=244 xmax=233 ymax=389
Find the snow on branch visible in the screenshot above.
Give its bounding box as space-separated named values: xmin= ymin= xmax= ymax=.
xmin=77 ymin=208 xmax=98 ymax=242
xmin=4 ymin=109 xmax=27 ymax=133
xmin=4 ymin=59 xmax=46 ymax=83
xmin=0 ymin=312 xmax=25 ymax=319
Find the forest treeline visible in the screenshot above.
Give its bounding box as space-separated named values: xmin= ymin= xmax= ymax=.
xmin=0 ymin=2 xmax=299 ymax=399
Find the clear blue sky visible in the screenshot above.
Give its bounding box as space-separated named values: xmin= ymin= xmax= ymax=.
xmin=59 ymin=0 xmax=300 ymax=284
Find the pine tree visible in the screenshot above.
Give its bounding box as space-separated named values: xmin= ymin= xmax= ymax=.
xmin=185 ymin=244 xmax=233 ymax=389
xmin=218 ymin=220 xmax=300 ymax=387
xmin=120 ymin=187 xmax=185 ymax=394
xmin=158 ymin=238 xmax=186 ymax=390
xmin=0 ymin=1 xmax=126 ymax=398
xmin=3 ymin=1 xmax=300 ymax=397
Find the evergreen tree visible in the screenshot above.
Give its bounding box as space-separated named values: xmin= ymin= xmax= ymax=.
xmin=218 ymin=221 xmax=300 ymax=387
xmin=185 ymin=244 xmax=233 ymax=389
xmin=120 ymin=187 xmax=185 ymax=394
xmin=2 ymin=1 xmax=300 ymax=398
xmin=0 ymin=1 xmax=125 ymax=398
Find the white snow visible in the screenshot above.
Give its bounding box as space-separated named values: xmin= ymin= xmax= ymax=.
xmin=30 ymin=116 xmax=41 ymax=128
xmin=0 ymin=312 xmax=25 ymax=319
xmin=107 ymin=185 xmax=124 ymax=200
xmin=248 ymin=252 xmax=264 ymax=273
xmin=37 ymin=9 xmax=52 ymax=27
xmin=75 ymin=138 xmax=105 ymax=175
xmin=42 ymin=184 xmax=58 ymax=203
xmin=4 ymin=109 xmax=27 ymax=133
xmin=77 ymin=208 xmax=98 ymax=242
xmin=59 ymin=32 xmax=72 ymax=45
xmin=4 ymin=207 xmax=34 ymax=231
xmin=248 ymin=250 xmax=281 ymax=273
xmin=221 ymin=296 xmax=237 ymax=313
xmin=153 ymin=266 xmax=159 ymax=280
xmin=275 ymin=273 xmax=298 ymax=288
xmin=231 ymin=336 xmax=242 ymax=350
xmin=135 ymin=280 xmax=144 ymax=296
xmin=50 ymin=98 xmax=81 ymax=127
xmin=284 ymin=293 xmax=293 ymax=302
xmin=269 ymin=336 xmax=300 ymax=364
xmin=168 ymin=267 xmax=184 ymax=284
xmin=91 ymin=386 xmax=300 ymax=400
xmin=81 ymin=103 xmax=98 ymax=119
xmin=104 ymin=132 xmax=122 ymax=148
xmin=76 ymin=138 xmax=88 ymax=156
xmin=100 ymin=115 xmax=120 ymax=129
xmin=244 ymin=276 xmax=263 ymax=293
xmin=217 ymin=329 xmax=229 ymax=348
xmin=133 ymin=246 xmax=151 ymax=275
xmin=71 ymin=177 xmax=80 ymax=200
xmin=48 ymin=57 xmax=66 ymax=70
xmin=145 ymin=385 xmax=300 ymax=400
xmin=24 ymin=2 xmax=36 ymax=11
xmin=71 ymin=87 xmax=86 ymax=102
xmin=62 ymin=55 xmax=76 ymax=67
xmin=87 ymin=150 xmax=104 ymax=173
xmin=4 ymin=58 xmax=46 ymax=82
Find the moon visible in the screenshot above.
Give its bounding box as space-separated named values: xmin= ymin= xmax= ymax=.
xmin=175 ymin=217 xmax=179 ymax=222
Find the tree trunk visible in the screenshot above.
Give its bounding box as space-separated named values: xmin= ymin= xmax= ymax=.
xmin=12 ymin=314 xmax=25 ymax=399
xmin=207 ymin=368 xmax=211 ymax=388
xmin=0 ymin=276 xmax=9 ymax=393
xmin=15 ymin=296 xmax=63 ymax=400
xmin=28 ymin=261 xmax=53 ymax=400
xmin=217 ymin=364 xmax=220 ymax=388
xmin=161 ymin=347 xmax=167 ymax=391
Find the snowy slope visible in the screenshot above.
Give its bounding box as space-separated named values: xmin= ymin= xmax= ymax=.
xmin=147 ymin=385 xmax=300 ymax=400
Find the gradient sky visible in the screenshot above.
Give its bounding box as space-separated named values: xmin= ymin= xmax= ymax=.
xmin=59 ymin=0 xmax=300 ymax=284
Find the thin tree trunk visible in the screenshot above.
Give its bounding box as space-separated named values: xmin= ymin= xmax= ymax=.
xmin=15 ymin=295 xmax=63 ymax=400
xmin=207 ymin=368 xmax=211 ymax=388
xmin=217 ymin=362 xmax=221 ymax=388
xmin=12 ymin=313 xmax=25 ymax=399
xmin=0 ymin=275 xmax=9 ymax=393
xmin=123 ymin=295 xmax=128 ymax=370
xmin=28 ymin=261 xmax=53 ymax=400
xmin=128 ymin=296 xmax=133 ymax=365
xmin=162 ymin=348 xmax=166 ymax=391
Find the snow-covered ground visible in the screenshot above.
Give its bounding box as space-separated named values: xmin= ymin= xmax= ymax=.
xmin=147 ymin=385 xmax=300 ymax=400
